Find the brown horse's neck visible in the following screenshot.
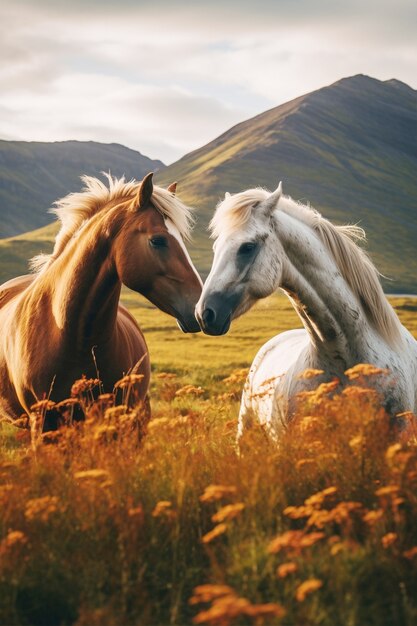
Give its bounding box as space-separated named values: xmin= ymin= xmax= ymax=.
xmin=38 ymin=223 xmax=122 ymax=351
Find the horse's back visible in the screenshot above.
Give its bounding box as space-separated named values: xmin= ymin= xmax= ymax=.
xmin=238 ymin=329 xmax=308 ymax=438
xmin=0 ymin=275 xmax=34 ymax=311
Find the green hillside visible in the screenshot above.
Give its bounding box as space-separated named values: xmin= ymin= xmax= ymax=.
xmin=1 ymin=75 xmax=416 ymax=291
xmin=0 ymin=140 xmax=165 ymax=237
xmin=155 ymin=75 xmax=417 ymax=291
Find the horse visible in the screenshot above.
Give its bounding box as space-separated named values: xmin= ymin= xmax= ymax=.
xmin=0 ymin=172 xmax=202 ymax=437
xmin=196 ymin=183 xmax=417 ymax=441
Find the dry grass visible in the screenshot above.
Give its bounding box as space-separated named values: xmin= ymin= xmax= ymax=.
xmin=0 ymin=295 xmax=416 ymax=626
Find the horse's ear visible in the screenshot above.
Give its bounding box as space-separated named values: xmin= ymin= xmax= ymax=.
xmin=135 ymin=172 xmax=154 ymax=210
xmin=167 ymin=182 xmax=177 ymax=194
xmin=262 ymin=181 xmax=282 ymax=215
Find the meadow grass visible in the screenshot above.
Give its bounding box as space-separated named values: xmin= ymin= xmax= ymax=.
xmin=0 ymin=294 xmax=416 ymax=626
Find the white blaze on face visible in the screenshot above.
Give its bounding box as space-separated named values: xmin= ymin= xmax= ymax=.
xmin=165 ymin=219 xmax=202 ymax=287
xmin=204 ymin=237 xmax=238 ymax=293
xmin=196 ymin=235 xmax=241 ymax=319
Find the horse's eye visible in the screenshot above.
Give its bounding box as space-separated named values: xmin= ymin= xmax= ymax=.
xmin=149 ymin=236 xmax=168 ymax=249
xmin=238 ymin=242 xmax=257 ymax=255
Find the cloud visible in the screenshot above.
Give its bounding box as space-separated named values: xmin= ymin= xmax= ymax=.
xmin=0 ymin=0 xmax=416 ymax=162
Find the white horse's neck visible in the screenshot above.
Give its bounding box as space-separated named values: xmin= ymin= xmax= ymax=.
xmin=274 ymin=211 xmax=375 ymax=369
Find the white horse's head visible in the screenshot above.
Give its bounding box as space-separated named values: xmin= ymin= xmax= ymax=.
xmin=196 ymin=183 xmax=283 ymax=335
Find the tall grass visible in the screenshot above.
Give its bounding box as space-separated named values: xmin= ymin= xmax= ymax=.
xmin=1 ymin=366 xmax=416 ymax=626
xmin=1 ymin=294 xmax=416 ymax=625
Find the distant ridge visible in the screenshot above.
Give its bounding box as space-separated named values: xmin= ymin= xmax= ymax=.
xmin=0 ymin=140 xmax=165 ymax=237
xmin=155 ymin=74 xmax=417 ymax=292
xmin=0 ymin=75 xmax=416 ymax=292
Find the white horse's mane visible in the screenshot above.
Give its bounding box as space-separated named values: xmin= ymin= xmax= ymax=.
xmin=31 ymin=174 xmax=194 ymax=273
xmin=211 ymin=188 xmax=402 ymax=346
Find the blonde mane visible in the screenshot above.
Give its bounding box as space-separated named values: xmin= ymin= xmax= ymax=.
xmin=31 ymin=174 xmax=194 ymax=272
xmin=211 ymin=189 xmax=402 ymax=346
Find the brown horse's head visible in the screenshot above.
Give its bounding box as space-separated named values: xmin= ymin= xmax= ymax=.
xmin=113 ymin=173 xmax=202 ymax=333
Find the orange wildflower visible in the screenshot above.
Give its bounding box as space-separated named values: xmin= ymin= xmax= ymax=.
xmin=245 ymin=603 xmax=286 ymax=620
xmin=382 ymin=533 xmax=398 ymax=549
xmin=175 ymin=385 xmax=204 ymax=397
xmin=284 ymin=505 xmax=313 ymax=519
xmin=296 ymin=578 xmax=323 ymax=602
xmin=385 ymin=444 xmax=402 ymax=462
xmin=345 ymin=363 xmax=389 ymax=380
xmin=222 ymin=369 xmax=249 ymax=385
xmin=375 ymin=485 xmax=399 ymax=497
xmin=74 ymin=469 xmax=109 ymax=481
xmin=0 ymin=530 xmax=27 ymax=552
xmin=189 ymin=585 xmax=235 ymax=605
xmin=152 ymin=500 xmax=175 ymax=519
xmin=277 ymin=561 xmax=298 ymax=578
xmin=299 ymin=532 xmax=325 ymax=548
xmin=202 ymin=524 xmax=228 ymax=544
xmin=155 ymin=372 xmax=177 ymax=379
xmin=305 ymin=486 xmax=338 ymax=508
xmin=363 ymin=509 xmax=384 ymax=525
xmin=25 ymin=496 xmax=60 ymax=522
xmin=114 ymin=374 xmax=144 ymax=389
xmin=193 ymin=595 xmax=250 ymax=625
xmin=403 ymin=546 xmax=417 ymax=560
xmin=212 ymin=503 xmax=245 ymax=523
xmin=267 ymin=530 xmax=304 ymax=554
xmin=297 ymin=368 xmax=325 ymax=379
xmin=30 ymin=399 xmax=56 ymax=412
xmin=71 ymin=376 xmax=100 ymax=396
xmin=200 ymin=485 xmax=237 ymax=503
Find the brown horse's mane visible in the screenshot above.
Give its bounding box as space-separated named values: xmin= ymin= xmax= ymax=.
xmin=30 ymin=174 xmax=194 ymax=273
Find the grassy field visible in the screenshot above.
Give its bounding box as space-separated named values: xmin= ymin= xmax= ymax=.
xmin=1 ymin=293 xmax=417 ymax=626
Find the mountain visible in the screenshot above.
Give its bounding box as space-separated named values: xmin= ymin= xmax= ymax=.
xmin=155 ymin=74 xmax=417 ymax=291
xmin=0 ymin=75 xmax=416 ymax=291
xmin=0 ymin=140 xmax=165 ymax=237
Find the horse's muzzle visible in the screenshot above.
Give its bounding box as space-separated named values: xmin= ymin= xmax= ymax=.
xmin=176 ymin=316 xmax=201 ymax=334
xmin=196 ymin=291 xmax=239 ymax=336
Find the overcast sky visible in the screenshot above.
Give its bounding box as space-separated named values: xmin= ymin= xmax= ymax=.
xmin=1 ymin=0 xmax=416 ymax=164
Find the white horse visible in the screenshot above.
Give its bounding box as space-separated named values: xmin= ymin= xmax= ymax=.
xmin=196 ymin=183 xmax=417 ymax=440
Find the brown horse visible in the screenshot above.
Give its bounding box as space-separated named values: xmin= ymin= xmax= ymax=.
xmin=0 ymin=172 xmax=202 ymax=435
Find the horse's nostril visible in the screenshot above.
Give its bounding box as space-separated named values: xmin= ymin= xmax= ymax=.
xmin=202 ymin=307 xmax=216 ymax=326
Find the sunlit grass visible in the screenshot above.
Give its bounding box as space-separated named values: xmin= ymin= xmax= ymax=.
xmin=0 ymin=294 xmax=416 ymax=626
